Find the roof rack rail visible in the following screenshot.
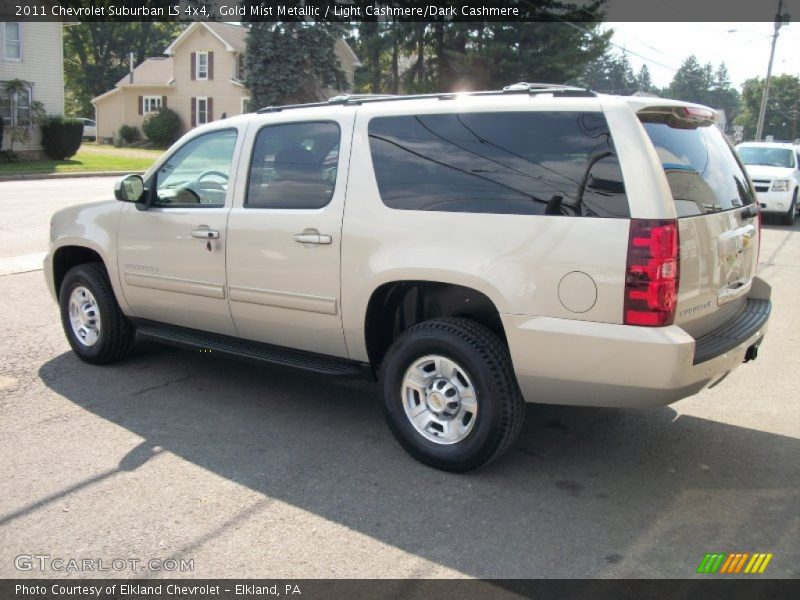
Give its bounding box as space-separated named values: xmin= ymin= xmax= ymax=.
xmin=327 ymin=93 xmax=397 ymax=103
xmin=257 ymin=85 xmax=596 ymax=113
xmin=503 ymin=82 xmax=596 ymax=96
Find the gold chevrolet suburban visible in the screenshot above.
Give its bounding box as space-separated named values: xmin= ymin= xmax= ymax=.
xmin=45 ymin=84 xmax=771 ymax=471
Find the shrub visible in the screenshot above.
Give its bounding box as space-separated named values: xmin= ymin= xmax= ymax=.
xmin=142 ymin=108 xmax=181 ymax=147
xmin=119 ymin=124 xmax=139 ymax=145
xmin=0 ymin=150 xmax=19 ymax=164
xmin=0 ymin=118 xmax=4 ymax=150
xmin=40 ymin=116 xmax=84 ymax=160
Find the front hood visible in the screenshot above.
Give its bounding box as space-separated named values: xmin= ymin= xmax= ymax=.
xmin=742 ymin=165 xmax=794 ymax=180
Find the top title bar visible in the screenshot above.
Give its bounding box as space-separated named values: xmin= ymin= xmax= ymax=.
xmin=0 ymin=0 xmax=796 ymax=22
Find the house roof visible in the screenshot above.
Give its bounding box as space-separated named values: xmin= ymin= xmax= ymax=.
xmin=164 ymin=22 xmax=248 ymax=55
xmin=114 ymin=57 xmax=174 ymax=87
xmin=205 ymin=22 xmax=248 ymax=53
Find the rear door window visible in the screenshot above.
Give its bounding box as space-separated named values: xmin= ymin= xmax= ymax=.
xmin=368 ymin=111 xmax=629 ymax=218
xmin=640 ymin=115 xmax=754 ymax=217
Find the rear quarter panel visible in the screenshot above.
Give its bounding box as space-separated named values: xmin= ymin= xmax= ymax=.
xmin=341 ymin=97 xmax=635 ymax=362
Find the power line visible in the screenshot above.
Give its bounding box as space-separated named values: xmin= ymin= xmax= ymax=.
xmin=561 ymin=21 xmax=713 ymax=86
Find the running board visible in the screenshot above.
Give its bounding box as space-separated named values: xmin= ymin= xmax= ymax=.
xmin=135 ymin=321 xmax=370 ymax=377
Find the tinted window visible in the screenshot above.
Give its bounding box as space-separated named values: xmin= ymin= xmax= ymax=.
xmin=247 ymin=122 xmax=340 ymax=209
xmin=155 ymin=129 xmax=237 ymax=208
xmin=641 ymin=118 xmax=754 ymax=217
xmin=368 ymin=112 xmax=629 ymax=217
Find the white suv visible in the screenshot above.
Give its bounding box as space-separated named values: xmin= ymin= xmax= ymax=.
xmin=736 ymin=141 xmax=800 ymax=225
xmin=45 ymin=85 xmax=771 ymax=471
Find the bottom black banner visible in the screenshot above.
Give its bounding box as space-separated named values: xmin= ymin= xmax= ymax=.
xmin=2 ymin=579 xmax=799 ymax=600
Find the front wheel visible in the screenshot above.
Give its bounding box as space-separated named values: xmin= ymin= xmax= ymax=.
xmin=380 ymin=318 xmax=525 ymax=472
xmin=59 ymin=263 xmax=135 ymax=364
xmin=781 ymin=190 xmax=797 ymax=226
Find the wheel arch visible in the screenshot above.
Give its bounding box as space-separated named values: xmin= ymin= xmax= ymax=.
xmin=363 ymin=280 xmax=507 ymax=370
xmin=52 ymin=244 xmax=109 ymax=296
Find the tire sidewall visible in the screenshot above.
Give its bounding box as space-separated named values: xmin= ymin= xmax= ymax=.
xmin=381 ymin=328 xmax=504 ymax=467
xmin=59 ymin=267 xmax=113 ymax=361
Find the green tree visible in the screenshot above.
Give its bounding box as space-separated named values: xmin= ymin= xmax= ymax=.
xmin=243 ymin=22 xmax=346 ymax=108
xmin=735 ymin=75 xmax=800 ymax=141
xmin=707 ymin=63 xmax=739 ymax=126
xmin=64 ymin=22 xmax=184 ymax=117
xmin=666 ymin=55 xmax=712 ymax=104
xmin=350 ymin=3 xmax=610 ymax=95
xmin=637 ymin=64 xmax=654 ymax=94
xmin=583 ymin=51 xmax=637 ymax=94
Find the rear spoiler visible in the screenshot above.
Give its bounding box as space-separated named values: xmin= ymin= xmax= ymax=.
xmin=637 ymin=105 xmax=718 ymax=129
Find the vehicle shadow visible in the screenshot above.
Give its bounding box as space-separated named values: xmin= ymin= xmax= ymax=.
xmin=38 ymin=343 xmax=799 ymax=578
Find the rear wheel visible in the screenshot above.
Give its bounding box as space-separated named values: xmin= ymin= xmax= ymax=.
xmin=781 ymin=190 xmax=797 ymax=226
xmin=380 ymin=318 xmax=525 ymax=472
xmin=59 ymin=263 xmax=135 ymax=364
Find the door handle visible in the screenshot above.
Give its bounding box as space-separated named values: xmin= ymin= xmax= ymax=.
xmin=191 ymin=228 xmax=219 ymax=239
xmin=293 ymin=232 xmax=332 ymax=245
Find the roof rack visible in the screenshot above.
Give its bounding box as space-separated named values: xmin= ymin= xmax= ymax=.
xmin=257 ymin=84 xmax=595 ymax=114
xmin=502 ymin=82 xmax=595 ymax=96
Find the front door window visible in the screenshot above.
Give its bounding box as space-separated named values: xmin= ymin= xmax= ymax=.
xmin=154 ymin=129 xmax=237 ymax=208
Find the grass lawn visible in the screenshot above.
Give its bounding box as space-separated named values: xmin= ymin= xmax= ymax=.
xmin=0 ymin=144 xmax=163 ymax=176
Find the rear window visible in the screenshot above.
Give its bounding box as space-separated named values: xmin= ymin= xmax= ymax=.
xmin=368 ymin=111 xmax=629 ymax=218
xmin=737 ymin=146 xmax=796 ymax=169
xmin=641 ymin=115 xmax=754 ymax=217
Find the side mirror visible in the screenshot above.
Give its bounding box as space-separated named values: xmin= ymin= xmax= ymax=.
xmin=114 ymin=174 xmax=145 ymax=203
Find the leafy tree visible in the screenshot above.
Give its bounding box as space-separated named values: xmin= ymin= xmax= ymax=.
xmin=2 ymin=79 xmax=45 ymax=151
xmin=350 ymin=2 xmax=610 ymax=95
xmin=64 ymin=23 xmax=184 ymax=117
xmin=583 ymin=51 xmax=637 ymax=94
xmin=707 ymin=63 xmax=739 ymax=125
xmin=735 ymin=75 xmax=800 ymax=141
xmin=666 ymin=55 xmax=713 ymax=104
xmin=665 ymin=56 xmax=739 ymax=129
xmin=243 ymin=21 xmax=346 ymax=108
xmin=637 ymin=65 xmax=654 ymax=94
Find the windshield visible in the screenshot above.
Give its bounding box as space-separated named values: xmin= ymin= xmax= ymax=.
xmin=640 ymin=115 xmax=754 ymax=217
xmin=737 ymin=146 xmax=795 ymax=168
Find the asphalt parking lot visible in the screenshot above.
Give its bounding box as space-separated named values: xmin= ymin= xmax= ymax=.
xmin=0 ymin=177 xmax=798 ymax=579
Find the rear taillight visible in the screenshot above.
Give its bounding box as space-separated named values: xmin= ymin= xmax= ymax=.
xmin=624 ymin=219 xmax=679 ymax=326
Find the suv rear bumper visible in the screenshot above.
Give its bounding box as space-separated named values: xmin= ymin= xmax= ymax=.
xmin=503 ymin=277 xmax=771 ymax=408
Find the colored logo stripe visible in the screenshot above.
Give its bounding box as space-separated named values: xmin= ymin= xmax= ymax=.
xmin=697 ymin=552 xmax=773 ymax=574
xmin=697 ymin=553 xmax=726 ymax=573
xmin=744 ymin=553 xmax=773 ymax=574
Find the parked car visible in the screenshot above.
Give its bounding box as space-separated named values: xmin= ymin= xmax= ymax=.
xmin=75 ymin=118 xmax=97 ymax=141
xmin=44 ymin=85 xmax=771 ymax=471
xmin=736 ymin=141 xmax=800 ymax=225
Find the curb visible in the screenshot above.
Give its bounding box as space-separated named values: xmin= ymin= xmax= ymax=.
xmin=0 ymin=171 xmax=144 ymax=182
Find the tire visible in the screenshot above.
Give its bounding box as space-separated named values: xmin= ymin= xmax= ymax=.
xmin=781 ymin=190 xmax=797 ymax=226
xmin=380 ymin=318 xmax=525 ymax=472
xmin=59 ymin=262 xmax=135 ymax=364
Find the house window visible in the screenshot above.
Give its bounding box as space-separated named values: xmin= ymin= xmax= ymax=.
xmin=143 ymin=96 xmax=162 ymax=114
xmin=0 ymin=81 xmax=31 ymax=126
xmin=197 ymin=97 xmax=208 ymax=125
xmin=241 ymin=97 xmax=250 ymax=114
xmin=235 ymin=54 xmax=245 ymax=81
xmin=4 ymin=23 xmax=22 ymax=61
xmin=196 ymin=51 xmax=208 ymax=80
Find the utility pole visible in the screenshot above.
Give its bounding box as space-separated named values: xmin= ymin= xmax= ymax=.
xmin=756 ymin=0 xmax=789 ymax=141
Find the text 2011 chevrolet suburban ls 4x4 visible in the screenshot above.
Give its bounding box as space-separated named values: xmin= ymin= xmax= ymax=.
xmin=45 ymin=84 xmax=771 ymax=471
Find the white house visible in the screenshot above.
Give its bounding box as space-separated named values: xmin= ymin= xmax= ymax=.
xmin=0 ymin=22 xmax=65 ymax=158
